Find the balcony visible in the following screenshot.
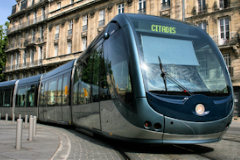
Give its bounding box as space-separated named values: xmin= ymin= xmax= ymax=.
xmin=5 ymin=41 xmax=24 ymax=52
xmin=68 ymin=29 xmax=72 ymax=36
xmin=138 ymin=8 xmax=146 ymax=14
xmin=211 ymin=32 xmax=239 ymax=46
xmin=55 ymin=33 xmax=59 ymax=40
xmin=82 ymin=25 xmax=87 ymax=32
xmin=98 ymin=20 xmax=105 ymax=27
xmin=24 ymin=38 xmax=36 ymax=47
xmin=4 ymin=60 xmax=43 ymax=72
xmin=10 ymin=0 xmax=47 ymax=18
xmin=219 ymin=0 xmax=230 ymax=9
xmin=198 ymin=5 xmax=207 ymax=14
xmin=161 ymin=2 xmax=170 ymax=10
xmin=8 ymin=14 xmax=47 ymax=35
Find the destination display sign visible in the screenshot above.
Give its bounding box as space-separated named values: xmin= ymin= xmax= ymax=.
xmin=151 ymin=24 xmax=176 ymax=34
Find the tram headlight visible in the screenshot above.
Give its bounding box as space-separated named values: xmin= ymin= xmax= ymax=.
xmin=195 ymin=104 xmax=205 ymax=116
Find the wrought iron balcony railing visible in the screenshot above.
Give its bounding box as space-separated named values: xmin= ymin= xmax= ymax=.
xmin=8 ymin=15 xmax=47 ymax=34
xmin=4 ymin=59 xmax=43 ymax=72
xmin=98 ymin=20 xmax=105 ymax=27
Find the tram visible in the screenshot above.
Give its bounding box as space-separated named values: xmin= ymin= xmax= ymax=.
xmin=0 ymin=14 xmax=233 ymax=144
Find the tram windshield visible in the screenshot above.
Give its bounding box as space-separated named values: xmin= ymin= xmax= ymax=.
xmin=131 ymin=17 xmax=230 ymax=96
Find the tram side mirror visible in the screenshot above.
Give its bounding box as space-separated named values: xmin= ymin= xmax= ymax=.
xmin=104 ymin=32 xmax=110 ymax=39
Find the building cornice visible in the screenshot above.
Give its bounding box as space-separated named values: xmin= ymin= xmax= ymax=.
xmin=8 ymin=0 xmax=49 ymax=20
xmin=47 ymin=0 xmax=108 ymax=22
xmin=186 ymin=6 xmax=240 ymax=21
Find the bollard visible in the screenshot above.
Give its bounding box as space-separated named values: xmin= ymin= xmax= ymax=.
xmin=33 ymin=116 xmax=37 ymax=137
xmin=16 ymin=119 xmax=23 ymax=150
xmin=28 ymin=116 xmax=33 ymax=141
xmin=25 ymin=115 xmax=28 ymax=124
xmin=12 ymin=113 xmax=15 ymax=122
xmin=0 ymin=113 xmax=1 ymax=120
xmin=5 ymin=113 xmax=8 ymax=121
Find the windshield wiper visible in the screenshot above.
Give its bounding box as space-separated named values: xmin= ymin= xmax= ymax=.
xmin=158 ymin=56 xmax=168 ymax=93
xmin=158 ymin=56 xmax=192 ymax=96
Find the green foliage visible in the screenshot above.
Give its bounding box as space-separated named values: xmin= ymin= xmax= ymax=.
xmin=0 ymin=22 xmax=9 ymax=82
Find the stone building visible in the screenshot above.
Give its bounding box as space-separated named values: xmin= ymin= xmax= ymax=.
xmin=4 ymin=0 xmax=240 ymax=115
xmin=185 ymin=0 xmax=240 ymax=116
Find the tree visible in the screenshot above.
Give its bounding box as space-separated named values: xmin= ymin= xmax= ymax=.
xmin=0 ymin=22 xmax=9 ymax=82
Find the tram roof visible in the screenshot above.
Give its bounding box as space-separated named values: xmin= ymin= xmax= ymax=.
xmin=113 ymin=13 xmax=193 ymax=28
xmin=18 ymin=74 xmax=41 ymax=86
xmin=0 ymin=80 xmax=16 ymax=88
xmin=42 ymin=60 xmax=75 ymax=80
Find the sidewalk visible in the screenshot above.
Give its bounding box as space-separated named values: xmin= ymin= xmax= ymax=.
xmin=0 ymin=120 xmax=68 ymax=160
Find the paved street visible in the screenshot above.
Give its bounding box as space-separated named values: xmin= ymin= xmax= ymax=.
xmin=0 ymin=119 xmax=240 ymax=160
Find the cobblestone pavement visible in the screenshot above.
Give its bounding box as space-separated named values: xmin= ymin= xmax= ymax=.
xmin=1 ymin=119 xmax=240 ymax=160
xmin=0 ymin=121 xmax=59 ymax=160
xmin=0 ymin=121 xmax=122 ymax=160
xmin=49 ymin=127 xmax=122 ymax=160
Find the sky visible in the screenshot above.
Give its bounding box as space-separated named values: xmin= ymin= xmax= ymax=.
xmin=0 ymin=0 xmax=16 ymax=26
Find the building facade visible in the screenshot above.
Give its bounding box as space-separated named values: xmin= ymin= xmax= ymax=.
xmin=185 ymin=0 xmax=240 ymax=116
xmin=5 ymin=0 xmax=240 ymax=116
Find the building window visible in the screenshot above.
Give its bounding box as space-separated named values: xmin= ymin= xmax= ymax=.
xmin=23 ymin=51 xmax=26 ymax=66
xmin=15 ymin=53 xmax=19 ymax=69
xmin=220 ymin=0 xmax=229 ymax=9
xmin=10 ymin=54 xmax=13 ymax=70
xmin=82 ymin=15 xmax=88 ymax=31
xmin=82 ymin=37 xmax=87 ymax=51
xmin=54 ymin=44 xmax=58 ymax=56
xmin=138 ymin=0 xmax=146 ymax=14
xmin=12 ymin=5 xmax=17 ymax=14
xmin=27 ymin=14 xmax=30 ymax=25
xmin=70 ymin=0 xmax=74 ymax=4
xmin=162 ymin=0 xmax=170 ymax=10
xmin=57 ymin=2 xmax=61 ymax=9
xmin=38 ymin=46 xmax=42 ymax=65
xmin=219 ymin=17 xmax=230 ymax=44
xmin=223 ymin=53 xmax=233 ymax=76
xmin=118 ymin=3 xmax=124 ymax=14
xmin=21 ymin=0 xmax=27 ymax=10
xmin=98 ymin=10 xmax=105 ymax=27
xmin=55 ymin=25 xmax=59 ymax=40
xmin=32 ymin=29 xmax=35 ymax=42
xmin=34 ymin=11 xmax=37 ymax=23
xmin=198 ymin=22 xmax=207 ymax=32
xmin=67 ymin=41 xmax=72 ymax=54
xmin=30 ymin=49 xmax=34 ymax=66
xmin=223 ymin=53 xmax=231 ymax=67
xmin=42 ymin=7 xmax=45 ymax=20
xmin=40 ymin=26 xmax=43 ymax=41
xmin=68 ymin=20 xmax=73 ymax=36
xmin=198 ymin=0 xmax=206 ymax=12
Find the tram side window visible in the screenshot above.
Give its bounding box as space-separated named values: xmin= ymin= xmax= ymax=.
xmin=73 ymin=64 xmax=81 ymax=105
xmin=57 ymin=77 xmax=63 ymax=105
xmin=39 ymin=83 xmax=46 ymax=107
xmin=105 ymin=28 xmax=133 ymax=104
xmin=47 ymin=78 xmax=57 ymax=106
xmin=16 ymin=86 xmax=27 ymax=107
xmin=62 ymin=74 xmax=70 ymax=105
xmin=26 ymin=85 xmax=37 ymax=107
xmin=78 ymin=55 xmax=93 ymax=105
xmin=0 ymin=91 xmax=3 ymax=106
xmin=43 ymin=82 xmax=48 ymax=106
xmin=92 ymin=49 xmax=100 ymax=102
xmin=3 ymin=89 xmax=12 ymax=107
